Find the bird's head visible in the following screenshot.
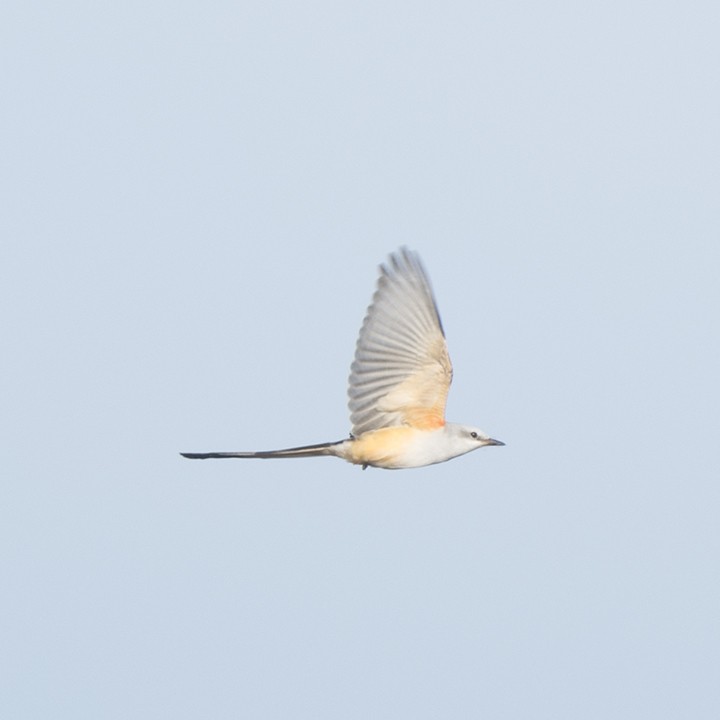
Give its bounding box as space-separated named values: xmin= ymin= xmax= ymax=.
xmin=446 ymin=423 xmax=505 ymax=453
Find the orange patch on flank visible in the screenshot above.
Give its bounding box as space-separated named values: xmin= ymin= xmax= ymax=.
xmin=347 ymin=426 xmax=418 ymax=467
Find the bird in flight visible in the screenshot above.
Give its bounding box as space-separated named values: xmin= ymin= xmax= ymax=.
xmin=181 ymin=248 xmax=504 ymax=469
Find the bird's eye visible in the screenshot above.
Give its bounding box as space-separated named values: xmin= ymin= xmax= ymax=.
xmin=470 ymin=431 xmax=478 ymax=439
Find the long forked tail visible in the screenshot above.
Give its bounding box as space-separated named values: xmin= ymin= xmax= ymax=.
xmin=180 ymin=439 xmax=346 ymax=461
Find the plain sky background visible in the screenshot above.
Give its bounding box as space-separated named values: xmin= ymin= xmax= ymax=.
xmin=2 ymin=1 xmax=719 ymax=718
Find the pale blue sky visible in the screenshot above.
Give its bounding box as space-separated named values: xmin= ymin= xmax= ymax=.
xmin=2 ymin=1 xmax=719 ymax=718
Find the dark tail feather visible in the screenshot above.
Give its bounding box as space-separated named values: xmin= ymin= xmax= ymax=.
xmin=180 ymin=439 xmax=345 ymax=461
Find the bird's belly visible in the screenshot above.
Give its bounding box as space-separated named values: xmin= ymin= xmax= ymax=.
xmin=342 ymin=426 xmax=447 ymax=469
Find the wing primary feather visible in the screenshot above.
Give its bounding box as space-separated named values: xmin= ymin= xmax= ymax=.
xmin=348 ymin=248 xmax=453 ymax=436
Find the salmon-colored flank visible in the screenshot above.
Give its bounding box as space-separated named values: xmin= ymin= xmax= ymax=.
xmin=346 ymin=426 xmax=418 ymax=467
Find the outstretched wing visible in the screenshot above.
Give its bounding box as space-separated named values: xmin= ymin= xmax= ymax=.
xmin=348 ymin=248 xmax=453 ymax=436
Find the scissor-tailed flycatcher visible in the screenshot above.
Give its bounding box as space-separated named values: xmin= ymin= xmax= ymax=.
xmin=181 ymin=248 xmax=504 ymax=469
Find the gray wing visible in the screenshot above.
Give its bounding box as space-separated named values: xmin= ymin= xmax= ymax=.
xmin=348 ymin=248 xmax=453 ymax=437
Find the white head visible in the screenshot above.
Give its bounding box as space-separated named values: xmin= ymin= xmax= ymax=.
xmin=444 ymin=423 xmax=505 ymax=458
